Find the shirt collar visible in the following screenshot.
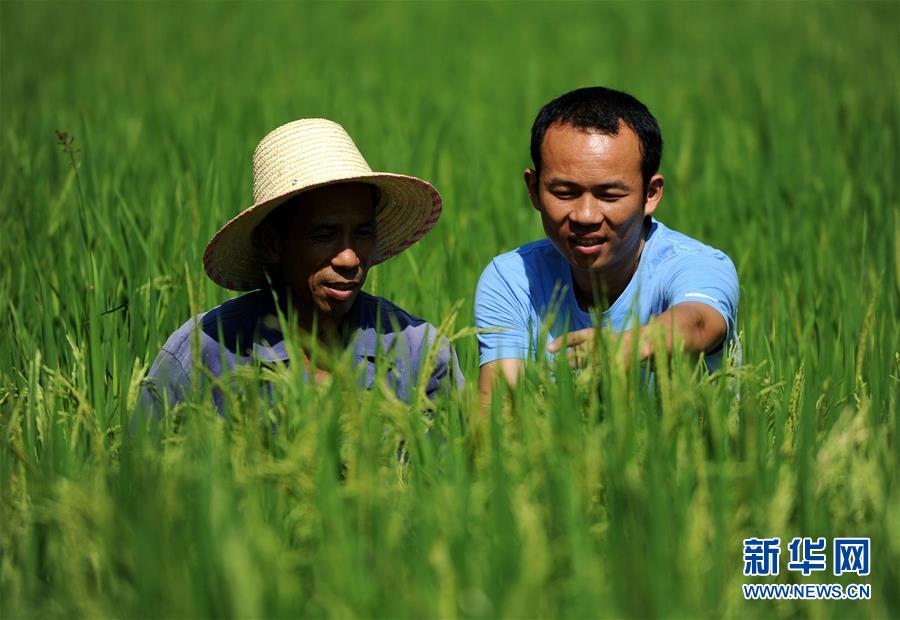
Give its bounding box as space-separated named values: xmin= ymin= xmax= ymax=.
xmin=248 ymin=289 xmax=377 ymax=365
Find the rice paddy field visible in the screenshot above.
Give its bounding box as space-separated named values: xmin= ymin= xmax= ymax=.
xmin=1 ymin=1 xmax=898 ymax=618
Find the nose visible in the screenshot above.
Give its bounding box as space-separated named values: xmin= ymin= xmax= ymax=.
xmin=568 ymin=196 xmax=605 ymax=231
xmin=331 ymin=245 xmax=361 ymax=270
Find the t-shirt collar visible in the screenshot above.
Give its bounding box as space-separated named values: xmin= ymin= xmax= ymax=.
xmin=248 ymin=289 xmax=374 ymax=364
xmin=564 ymin=216 xmax=661 ymax=322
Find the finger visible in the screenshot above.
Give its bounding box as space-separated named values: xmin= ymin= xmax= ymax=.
xmin=547 ymin=329 xmax=592 ymax=353
xmin=547 ymin=335 xmax=565 ymax=353
xmin=566 ymin=343 xmax=590 ymax=369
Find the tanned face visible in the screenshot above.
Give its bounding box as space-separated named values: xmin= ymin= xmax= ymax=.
xmin=256 ymin=182 xmax=377 ymax=329
xmin=525 ymin=121 xmax=663 ymax=306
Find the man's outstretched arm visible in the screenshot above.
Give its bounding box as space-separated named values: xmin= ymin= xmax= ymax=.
xmin=546 ymin=301 xmax=729 ymax=368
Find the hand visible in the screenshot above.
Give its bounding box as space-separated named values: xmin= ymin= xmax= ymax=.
xmin=548 ymin=328 xmax=641 ymax=370
xmin=547 ymin=328 xmax=598 ymax=369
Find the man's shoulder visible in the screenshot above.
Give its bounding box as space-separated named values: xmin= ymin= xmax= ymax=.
xmin=201 ymin=289 xmax=273 ymax=324
xmin=649 ymin=220 xmax=735 ymax=268
xmin=489 ymin=238 xmax=557 ymax=270
xmin=479 ymin=238 xmax=561 ymax=289
xmin=477 ymin=238 xmax=569 ymax=304
xmin=160 ymin=290 xmax=271 ymax=358
xmin=354 ymin=293 xmax=460 ymax=390
xmin=354 ymin=292 xmax=447 ymax=360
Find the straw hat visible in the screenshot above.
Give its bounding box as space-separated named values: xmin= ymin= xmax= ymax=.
xmin=203 ymin=118 xmax=443 ymax=291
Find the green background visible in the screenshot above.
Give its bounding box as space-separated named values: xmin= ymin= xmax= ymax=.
xmin=1 ymin=2 xmax=897 ymax=618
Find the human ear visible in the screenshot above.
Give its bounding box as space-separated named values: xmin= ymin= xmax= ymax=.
xmin=251 ymin=222 xmax=283 ymax=264
xmin=643 ymin=174 xmax=664 ymax=217
xmin=523 ymin=168 xmax=541 ymax=212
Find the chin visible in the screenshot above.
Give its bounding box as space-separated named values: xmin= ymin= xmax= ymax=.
xmin=316 ymin=291 xmax=359 ymax=314
xmin=566 ymin=251 xmax=608 ymax=272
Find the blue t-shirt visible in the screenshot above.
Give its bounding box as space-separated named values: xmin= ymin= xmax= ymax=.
xmin=474 ymin=218 xmax=739 ymax=371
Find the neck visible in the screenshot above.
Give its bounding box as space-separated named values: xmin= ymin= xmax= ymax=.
xmin=277 ymin=288 xmax=346 ymax=349
xmin=300 ymin=311 xmax=344 ymax=348
xmin=300 ymin=312 xmax=343 ymax=347
xmin=572 ymin=219 xmax=650 ymax=310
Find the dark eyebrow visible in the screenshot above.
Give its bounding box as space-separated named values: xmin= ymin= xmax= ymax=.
xmin=594 ymin=181 xmax=631 ymax=192
xmin=546 ymin=179 xmax=580 ymax=187
xmin=546 ymin=179 xmax=631 ymax=192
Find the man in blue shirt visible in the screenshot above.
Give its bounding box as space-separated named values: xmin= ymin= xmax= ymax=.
xmin=140 ymin=118 xmax=460 ymax=418
xmin=475 ymin=87 xmax=739 ymax=399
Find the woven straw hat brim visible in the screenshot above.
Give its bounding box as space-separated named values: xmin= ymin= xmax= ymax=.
xmin=203 ymin=174 xmax=442 ymax=291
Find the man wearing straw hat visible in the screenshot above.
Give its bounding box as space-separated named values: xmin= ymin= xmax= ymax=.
xmin=140 ymin=118 xmax=461 ymax=415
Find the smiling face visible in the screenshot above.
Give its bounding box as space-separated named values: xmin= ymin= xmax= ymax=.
xmin=255 ymin=182 xmax=377 ymax=331
xmin=525 ymin=121 xmax=664 ymax=305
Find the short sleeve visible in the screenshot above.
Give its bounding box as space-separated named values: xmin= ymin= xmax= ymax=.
xmin=665 ymin=250 xmax=740 ymax=349
xmin=474 ymin=260 xmax=532 ymax=366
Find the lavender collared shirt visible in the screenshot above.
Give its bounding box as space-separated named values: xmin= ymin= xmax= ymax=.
xmin=138 ymin=289 xmax=462 ymax=417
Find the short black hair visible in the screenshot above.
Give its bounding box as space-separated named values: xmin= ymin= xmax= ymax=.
xmin=530 ymin=86 xmax=663 ymax=193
